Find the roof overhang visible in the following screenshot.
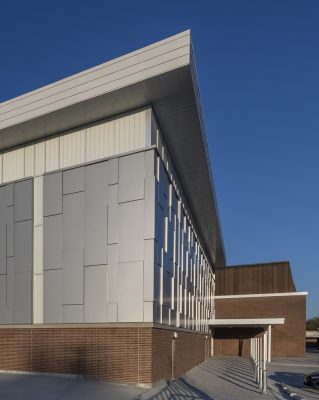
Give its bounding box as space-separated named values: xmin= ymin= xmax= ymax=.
xmin=208 ymin=318 xmax=285 ymax=328
xmin=0 ymin=30 xmax=225 ymax=268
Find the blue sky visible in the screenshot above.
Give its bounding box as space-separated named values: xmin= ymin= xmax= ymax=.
xmin=1 ymin=0 xmax=318 ymax=318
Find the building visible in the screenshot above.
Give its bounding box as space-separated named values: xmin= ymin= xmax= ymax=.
xmin=0 ymin=31 xmax=225 ymax=385
xmin=213 ymin=262 xmax=307 ymax=358
xmin=306 ymin=330 xmax=319 ymax=349
xmin=0 ymin=31 xmax=306 ymax=386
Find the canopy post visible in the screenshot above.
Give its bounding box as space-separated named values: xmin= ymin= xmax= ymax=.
xmin=267 ymin=325 xmax=272 ymax=362
xmin=262 ymin=331 xmax=267 ymax=394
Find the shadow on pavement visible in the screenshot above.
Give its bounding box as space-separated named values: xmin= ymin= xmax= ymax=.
xmin=269 ymin=371 xmax=306 ymax=387
xmin=268 ymin=371 xmax=319 ymax=400
xmin=198 ymin=357 xmax=262 ymax=394
xmin=143 ymin=377 xmax=214 ymax=400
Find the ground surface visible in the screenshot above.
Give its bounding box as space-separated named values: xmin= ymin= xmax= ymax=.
xmin=0 ymin=350 xmax=318 ymax=399
xmin=268 ymin=349 xmax=319 ymax=400
xmin=0 ymin=373 xmax=145 ymax=400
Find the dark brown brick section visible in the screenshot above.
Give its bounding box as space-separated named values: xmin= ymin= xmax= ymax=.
xmin=152 ymin=328 xmax=210 ymax=382
xmin=215 ymin=262 xmax=296 ymax=296
xmin=214 ymin=295 xmax=306 ymax=357
xmin=0 ymin=326 xmax=209 ymax=385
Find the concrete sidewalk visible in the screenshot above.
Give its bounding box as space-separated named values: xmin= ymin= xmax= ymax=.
xmin=142 ymin=357 xmax=276 ymax=400
xmin=0 ymin=373 xmax=145 ymax=400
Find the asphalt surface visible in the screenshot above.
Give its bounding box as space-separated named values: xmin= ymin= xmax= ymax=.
xmin=268 ymin=349 xmax=319 ymax=400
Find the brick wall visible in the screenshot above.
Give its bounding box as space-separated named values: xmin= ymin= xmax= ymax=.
xmin=214 ymin=295 xmax=306 ymax=357
xmin=152 ymin=328 xmax=210 ymax=382
xmin=0 ymin=326 xmax=208 ymax=385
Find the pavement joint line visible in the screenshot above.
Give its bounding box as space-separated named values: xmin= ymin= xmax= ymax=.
xmin=280 ymin=383 xmax=305 ymax=400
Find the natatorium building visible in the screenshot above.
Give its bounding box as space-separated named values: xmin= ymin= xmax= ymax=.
xmin=0 ymin=31 xmax=306 ymax=385
xmin=0 ymin=31 xmax=224 ymax=385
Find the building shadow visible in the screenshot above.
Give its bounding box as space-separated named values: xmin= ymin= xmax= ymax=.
xmin=142 ymin=378 xmax=215 ymax=400
xmin=198 ymin=357 xmax=261 ymax=394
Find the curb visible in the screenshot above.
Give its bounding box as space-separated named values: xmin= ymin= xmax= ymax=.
xmin=280 ymin=383 xmax=304 ymax=400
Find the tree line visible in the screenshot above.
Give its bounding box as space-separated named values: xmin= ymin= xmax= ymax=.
xmin=306 ymin=316 xmax=319 ymax=331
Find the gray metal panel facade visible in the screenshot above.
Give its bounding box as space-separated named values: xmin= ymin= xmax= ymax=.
xmin=0 ymin=179 xmax=33 ymax=324
xmin=43 ymin=150 xmax=156 ymax=323
xmin=43 ymin=172 xmax=62 ymax=217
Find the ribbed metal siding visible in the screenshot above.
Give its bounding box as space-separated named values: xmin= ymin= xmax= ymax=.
xmin=0 ymin=109 xmax=148 ymax=184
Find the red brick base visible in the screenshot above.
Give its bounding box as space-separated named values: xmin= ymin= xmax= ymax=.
xmin=0 ymin=326 xmax=210 ymax=385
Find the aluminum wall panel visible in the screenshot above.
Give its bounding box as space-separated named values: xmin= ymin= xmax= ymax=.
xmin=14 ymin=220 xmax=33 ymax=273
xmin=43 ymin=172 xmax=62 ymax=217
xmin=6 ymin=258 xmax=14 ymax=309
xmin=107 ymin=244 xmax=118 ymax=304
xmin=14 ymin=180 xmax=33 ymax=222
xmin=117 ymin=261 xmax=143 ymax=322
xmin=144 ymin=239 xmax=155 ymax=302
xmin=62 ymin=192 xmax=85 ymax=250
xmin=5 ymin=184 xmax=14 ymax=207
xmin=6 ymin=206 xmax=14 ymax=258
xmin=63 ymin=167 xmax=85 ymax=195
xmin=119 ymin=153 xmax=144 ymax=202
xmin=108 ymin=158 xmax=118 ymax=185
xmin=62 ymin=249 xmax=83 ymax=305
xmin=118 ymin=200 xmax=144 ymax=262
xmin=43 ymin=215 xmax=63 ymax=270
xmin=63 ymin=305 xmax=83 ymax=323
xmin=84 ymin=266 xmax=108 ymax=322
xmin=0 ymin=220 xmax=6 ymax=274
xmin=84 ymin=163 xmax=108 ymax=266
xmin=0 ymin=276 xmax=6 ymax=307
xmin=43 ymin=269 xmax=62 ymax=323
xmin=107 ymin=184 xmax=118 ymax=245
xmin=13 ymin=272 xmax=32 ymax=323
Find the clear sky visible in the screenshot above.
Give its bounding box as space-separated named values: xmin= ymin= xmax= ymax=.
xmin=1 ymin=0 xmax=318 ymax=318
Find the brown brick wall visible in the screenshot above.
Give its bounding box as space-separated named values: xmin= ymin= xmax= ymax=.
xmin=152 ymin=328 xmax=210 ymax=382
xmin=214 ymin=295 xmax=306 ymax=357
xmin=0 ymin=326 xmax=208 ymax=385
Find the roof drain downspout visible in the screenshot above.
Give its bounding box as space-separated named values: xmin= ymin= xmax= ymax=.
xmin=171 ymin=332 xmax=178 ymax=380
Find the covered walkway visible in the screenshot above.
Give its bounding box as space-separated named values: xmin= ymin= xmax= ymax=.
xmin=209 ymin=318 xmax=285 ymax=394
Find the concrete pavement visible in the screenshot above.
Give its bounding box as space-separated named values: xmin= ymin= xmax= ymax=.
xmin=142 ymin=357 xmax=276 ymax=400
xmin=0 ymin=373 xmax=145 ymax=400
xmin=0 ymin=352 xmax=318 ymax=399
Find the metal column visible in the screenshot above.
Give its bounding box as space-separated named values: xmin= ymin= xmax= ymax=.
xmin=267 ymin=325 xmax=272 ymax=363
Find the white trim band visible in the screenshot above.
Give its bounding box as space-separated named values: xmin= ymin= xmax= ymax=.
xmin=207 ymin=318 xmax=285 ymax=327
xmin=215 ymin=292 xmax=308 ymax=300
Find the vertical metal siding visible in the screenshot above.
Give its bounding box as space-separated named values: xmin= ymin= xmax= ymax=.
xmin=3 ymin=148 xmax=24 ymax=183
xmin=45 ymin=138 xmax=60 ymax=172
